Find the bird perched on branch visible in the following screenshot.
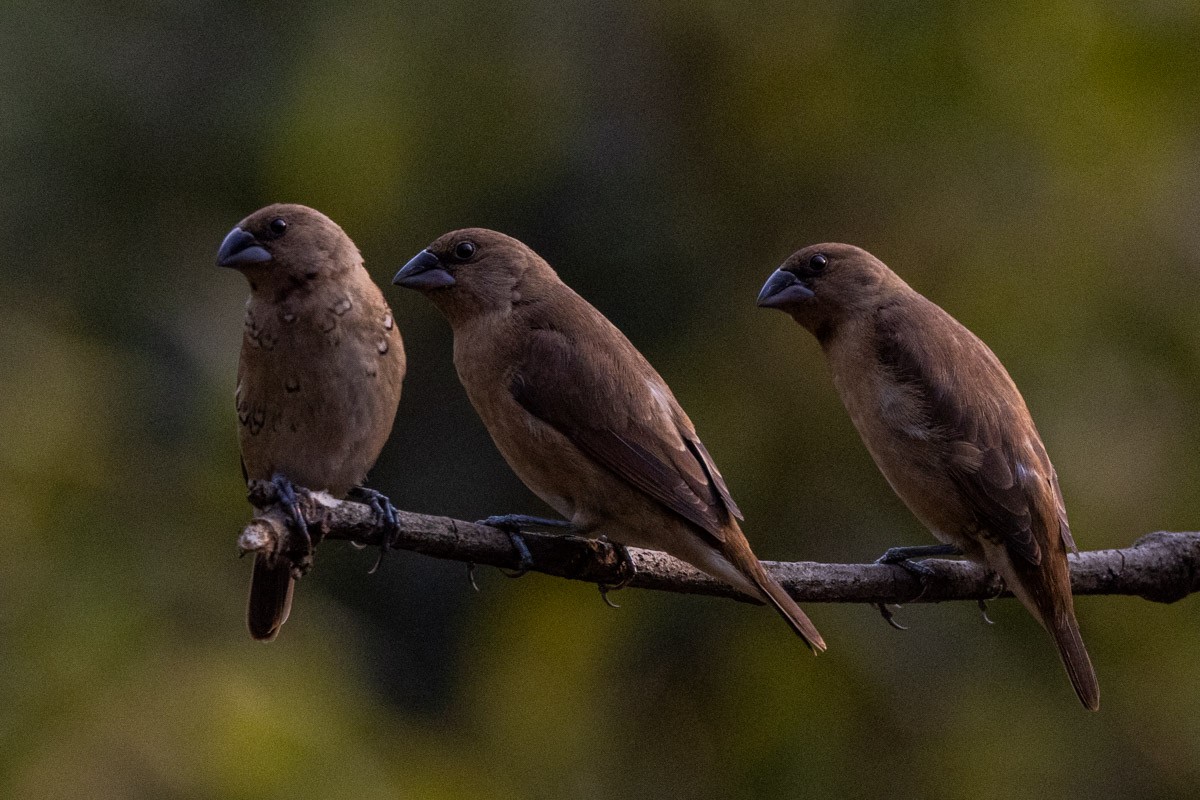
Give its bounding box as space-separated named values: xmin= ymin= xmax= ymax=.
xmin=393 ymin=229 xmax=825 ymax=652
xmin=757 ymin=243 xmax=1097 ymax=709
xmin=217 ymin=203 xmax=405 ymax=641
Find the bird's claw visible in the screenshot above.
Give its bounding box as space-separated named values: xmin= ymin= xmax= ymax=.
xmin=599 ymin=586 xmax=622 ymax=609
xmin=269 ymin=474 xmax=316 ymax=573
xmin=501 ymin=532 xmax=534 ymax=578
xmin=873 ymin=544 xmax=958 ymax=630
xmin=875 ymin=547 xmax=910 ymax=565
xmin=597 ymin=538 xmax=636 ymax=609
xmin=977 ymin=579 xmax=1004 ymax=624
xmin=875 ymin=544 xmax=961 ymax=574
xmin=270 ymin=474 xmax=312 ymax=543
xmin=876 ymin=602 xmax=908 ymax=631
xmin=349 ymin=486 xmax=401 ymax=574
xmin=476 ymin=514 xmax=571 ymax=531
xmin=474 ymin=514 xmax=570 ymax=579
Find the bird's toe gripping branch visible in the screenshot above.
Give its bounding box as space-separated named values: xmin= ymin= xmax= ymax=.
xmin=872 ymin=543 xmax=963 ymax=630
xmin=875 ymin=544 xmax=963 ymax=572
xmin=473 ymin=514 xmax=571 ymax=580
xmin=348 ymin=486 xmax=402 ymax=574
xmin=243 ymin=475 xmax=330 ymax=578
xmin=598 ymin=554 xmax=636 ymax=608
xmin=596 ymin=536 xmax=638 ymax=609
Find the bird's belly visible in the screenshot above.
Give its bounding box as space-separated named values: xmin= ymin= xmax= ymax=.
xmin=461 ymin=382 xmax=642 ymax=534
xmin=238 ymin=339 xmax=398 ymax=496
xmin=245 ymin=411 xmax=383 ymax=494
xmin=840 ymin=385 xmax=976 ymax=552
xmin=476 ymin=401 xmax=586 ymax=522
xmin=868 ymin=448 xmax=976 ymax=551
xmin=477 ymin=405 xmax=707 ymax=552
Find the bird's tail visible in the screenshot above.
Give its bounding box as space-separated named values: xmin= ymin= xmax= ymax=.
xmin=722 ymin=530 xmax=826 ymax=653
xmin=990 ymin=543 xmax=1099 ymax=711
xmin=247 ymin=554 xmax=294 ymax=642
xmin=1046 ymin=610 xmax=1100 ymax=712
xmin=753 ymin=564 xmax=828 ymax=654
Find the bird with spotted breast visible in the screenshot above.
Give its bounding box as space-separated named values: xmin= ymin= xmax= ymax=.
xmin=394 ymin=229 xmax=825 ymax=652
xmin=218 ymin=203 xmax=406 ymax=641
xmin=757 ymin=243 xmax=1098 ymax=709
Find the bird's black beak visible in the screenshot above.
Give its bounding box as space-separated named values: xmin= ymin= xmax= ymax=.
xmin=393 ymin=249 xmax=456 ymax=289
xmin=756 ymin=268 xmax=814 ymax=309
xmin=216 ymin=227 xmax=272 ymax=268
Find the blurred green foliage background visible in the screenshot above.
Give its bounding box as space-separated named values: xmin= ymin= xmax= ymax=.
xmin=3 ymin=0 xmax=1200 ymax=797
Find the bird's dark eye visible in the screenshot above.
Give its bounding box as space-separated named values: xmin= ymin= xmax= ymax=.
xmin=810 ymin=253 xmax=828 ymax=272
xmin=453 ymin=241 xmax=476 ymax=261
xmin=269 ymin=218 xmax=288 ymax=236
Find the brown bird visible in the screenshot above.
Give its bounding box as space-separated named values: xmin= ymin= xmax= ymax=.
xmin=757 ymin=243 xmax=1098 ymax=709
xmin=393 ymin=229 xmax=825 ymax=652
xmin=218 ymin=203 xmax=405 ymax=641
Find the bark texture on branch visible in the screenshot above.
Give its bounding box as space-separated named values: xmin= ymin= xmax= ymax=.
xmin=237 ymin=493 xmax=1200 ymax=606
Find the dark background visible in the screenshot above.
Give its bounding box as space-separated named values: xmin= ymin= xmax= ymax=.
xmin=3 ymin=1 xmax=1199 ymax=797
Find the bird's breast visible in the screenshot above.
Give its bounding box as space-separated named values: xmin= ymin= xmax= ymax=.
xmin=826 ymin=339 xmax=971 ymax=546
xmin=237 ymin=292 xmax=403 ymax=494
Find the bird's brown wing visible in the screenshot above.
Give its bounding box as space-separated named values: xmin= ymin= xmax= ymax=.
xmin=510 ymin=327 xmax=740 ymax=543
xmin=874 ymin=304 xmax=1067 ymax=565
xmin=1049 ymin=468 xmax=1076 ymax=552
xmin=686 ymin=435 xmax=743 ymax=521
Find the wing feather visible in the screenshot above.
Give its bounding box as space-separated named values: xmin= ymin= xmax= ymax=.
xmin=874 ymin=305 xmax=1065 ymax=565
xmin=511 ymin=327 xmax=737 ymax=542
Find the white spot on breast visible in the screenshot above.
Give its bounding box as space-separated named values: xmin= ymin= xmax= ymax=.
xmin=383 ymin=313 xmax=394 ymax=331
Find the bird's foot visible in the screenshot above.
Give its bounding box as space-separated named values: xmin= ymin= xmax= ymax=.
xmin=597 ymin=537 xmax=637 ymax=609
xmin=874 ymin=544 xmax=962 ymax=576
xmin=474 ymin=514 xmax=568 ymax=578
xmin=476 ymin=514 xmax=572 ymax=531
xmin=269 ymin=474 xmax=316 ymax=575
xmin=502 ymin=532 xmax=534 ymax=579
xmin=873 ymin=544 xmax=961 ymax=630
xmin=977 ymin=577 xmax=1006 ymax=625
xmin=348 ymin=486 xmax=402 ymax=574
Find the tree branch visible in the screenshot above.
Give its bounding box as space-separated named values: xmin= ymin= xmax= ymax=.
xmin=237 ymin=493 xmax=1200 ymax=606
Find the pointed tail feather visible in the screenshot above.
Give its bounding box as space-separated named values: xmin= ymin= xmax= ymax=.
xmin=753 ymin=565 xmax=827 ymax=653
xmin=247 ymin=554 xmax=294 ymax=642
xmin=1048 ymin=611 xmax=1100 ymax=711
xmin=719 ymin=533 xmax=826 ymax=652
xmin=990 ymin=542 xmax=1099 ymax=711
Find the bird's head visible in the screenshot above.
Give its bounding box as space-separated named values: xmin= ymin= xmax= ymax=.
xmin=216 ymin=204 xmax=359 ymax=297
xmin=757 ymin=243 xmax=902 ymax=339
xmin=393 ymin=228 xmax=552 ymax=325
